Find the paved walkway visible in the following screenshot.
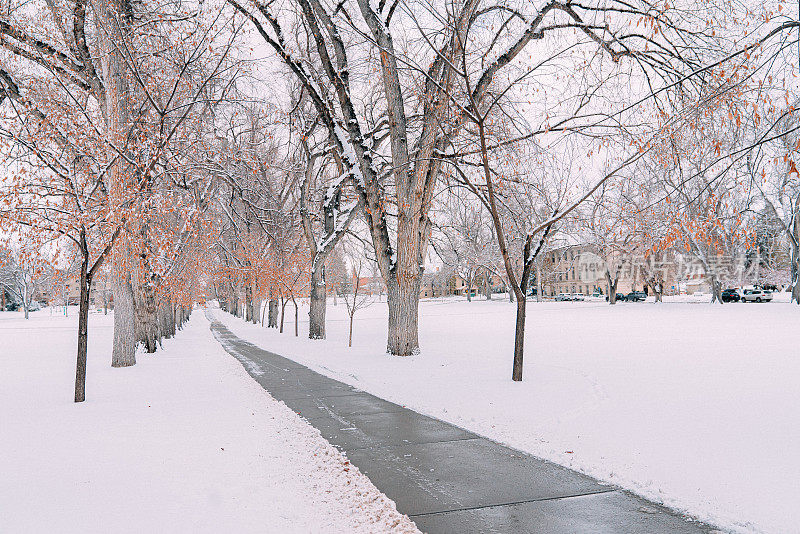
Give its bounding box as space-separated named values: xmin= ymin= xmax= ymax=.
xmin=206 ymin=311 xmax=716 ymax=534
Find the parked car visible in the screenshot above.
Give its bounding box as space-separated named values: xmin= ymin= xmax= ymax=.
xmin=5 ymin=302 xmax=19 ymax=311
xmin=555 ymin=293 xmax=571 ymax=301
xmin=28 ymin=301 xmax=41 ymax=311
xmin=741 ymin=289 xmax=773 ymax=302
xmin=721 ymin=288 xmax=741 ymax=302
xmin=570 ymin=293 xmax=585 ymax=301
xmin=605 ymin=292 xmax=626 ymax=302
xmin=624 ymin=291 xmax=647 ymax=302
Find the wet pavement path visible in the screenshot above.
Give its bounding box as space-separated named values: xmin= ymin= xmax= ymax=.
xmin=206 ymin=311 xmax=716 ymax=534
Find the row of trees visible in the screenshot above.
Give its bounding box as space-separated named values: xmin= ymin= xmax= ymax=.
xmin=1 ymin=0 xmax=799 ymax=400
xmin=0 ymin=0 xmax=233 ymax=400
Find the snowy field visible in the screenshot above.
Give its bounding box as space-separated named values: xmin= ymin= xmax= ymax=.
xmin=0 ymin=309 xmax=418 ymax=533
xmin=214 ymin=295 xmax=800 ymax=534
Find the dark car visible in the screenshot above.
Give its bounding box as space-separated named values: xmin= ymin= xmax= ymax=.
xmin=721 ymin=288 xmax=740 ymax=302
xmin=625 ymin=291 xmax=647 ymax=302
xmin=5 ymin=302 xmax=19 ymax=311
xmin=606 ymin=292 xmax=626 ymax=302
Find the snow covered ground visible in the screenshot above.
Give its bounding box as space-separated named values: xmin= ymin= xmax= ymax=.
xmin=214 ymin=295 xmax=800 ymax=534
xmin=0 ymin=309 xmax=418 ymax=533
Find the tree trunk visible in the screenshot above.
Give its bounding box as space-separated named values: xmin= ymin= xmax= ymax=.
xmin=710 ymin=276 xmax=724 ymax=304
xmin=177 ymin=305 xmax=188 ymax=328
xmin=511 ymin=297 xmax=526 ymax=382
xmin=169 ymin=302 xmax=177 ymax=337
xmin=485 ymin=270 xmax=492 ymax=300
xmin=279 ymin=297 xmax=287 ymax=333
xmin=386 ymin=273 xmax=421 ymax=356
xmin=308 ymin=266 xmax=326 ymax=339
xmin=98 ymin=0 xmax=137 ymax=368
xmin=294 ymin=298 xmax=299 ymax=337
xmin=111 ymin=251 xmax=137 ymax=367
xmin=606 ymin=271 xmax=619 ymax=305
xmin=134 ymin=282 xmax=159 ymax=354
xmin=536 ymin=263 xmax=543 ymax=302
xmin=654 ymin=284 xmax=663 ymax=303
xmin=790 ymin=233 xmax=800 ymax=304
xmin=156 ymin=303 xmax=167 ymax=339
xmin=268 ymin=298 xmax=278 ymax=328
xmin=349 ymin=312 xmax=354 ymax=347
xmin=171 ymin=301 xmax=177 ymax=336
xmin=245 ymin=285 xmax=253 ymax=322
xmin=75 ymin=254 xmax=92 ymax=403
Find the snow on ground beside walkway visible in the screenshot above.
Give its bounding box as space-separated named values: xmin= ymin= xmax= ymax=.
xmin=0 ymin=309 xmax=419 ymax=534
xmin=214 ymin=296 xmax=800 ymax=534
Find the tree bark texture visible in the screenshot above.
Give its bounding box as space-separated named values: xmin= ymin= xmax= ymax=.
xmin=308 ymin=266 xmax=326 ymax=339
xmin=606 ymin=271 xmax=619 ymax=306
xmin=111 ymin=249 xmax=137 ymax=367
xmin=294 ymin=298 xmax=299 ymax=337
xmin=710 ymin=276 xmax=724 ymax=304
xmin=349 ymin=313 xmax=354 ymax=347
xmin=75 ymin=251 xmax=91 ymax=402
xmin=98 ymin=0 xmax=137 ymax=368
xmin=268 ymin=299 xmax=278 ymax=328
xmin=790 ymin=218 xmax=800 ymax=304
xmin=134 ymin=280 xmax=159 ymax=353
xmin=511 ymin=297 xmax=526 ymax=382
xmin=386 ymin=272 xmax=421 ymax=356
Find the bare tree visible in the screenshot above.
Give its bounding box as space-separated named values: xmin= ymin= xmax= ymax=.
xmin=432 ymin=192 xmax=495 ymax=302
xmin=228 ymin=0 xmax=723 ymax=356
xmin=647 ymin=102 xmax=754 ymax=303
xmin=0 ymin=245 xmax=53 ymax=319
xmin=581 ymin=184 xmax=637 ymax=305
xmin=748 ymin=110 xmax=800 ymax=303
xmin=294 ymin=95 xmax=359 ymax=339
xmin=343 ymin=255 xmax=373 ymax=347
xmin=0 ymin=0 xmax=237 ymax=400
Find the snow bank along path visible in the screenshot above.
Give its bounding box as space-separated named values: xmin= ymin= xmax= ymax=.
xmin=213 ymin=297 xmax=800 ymax=534
xmin=0 ymin=310 xmax=419 ymax=533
